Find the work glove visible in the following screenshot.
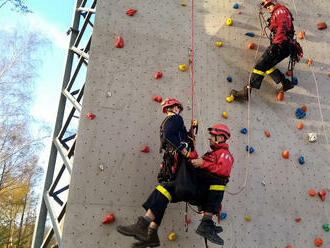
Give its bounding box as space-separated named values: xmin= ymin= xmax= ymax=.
xmin=186 ymin=150 xmax=198 ymax=159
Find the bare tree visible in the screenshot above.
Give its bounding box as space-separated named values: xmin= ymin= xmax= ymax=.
xmin=0 ymin=0 xmax=30 ymax=13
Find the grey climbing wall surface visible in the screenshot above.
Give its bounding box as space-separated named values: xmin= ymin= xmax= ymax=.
xmin=62 ymin=0 xmax=330 ymax=247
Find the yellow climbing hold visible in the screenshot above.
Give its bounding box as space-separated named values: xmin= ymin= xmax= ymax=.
xmin=226 ymin=94 xmax=234 ymax=103
xmin=226 ymin=18 xmax=233 ymax=26
xmin=245 ymin=216 xmax=251 ymax=222
xmin=179 ymin=64 xmax=187 ymax=72
xmin=168 ymin=232 xmax=176 ymax=241
xmin=181 ymin=2 xmax=187 ymax=6
xmin=216 ymin=41 xmax=223 ymax=47
xmin=222 ymin=112 xmax=228 ymax=119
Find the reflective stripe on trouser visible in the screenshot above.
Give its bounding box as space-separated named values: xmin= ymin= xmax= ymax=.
xmin=250 ymin=68 xmax=265 ymax=89
xmin=156 ymin=185 xmax=172 ymax=201
xmin=209 ymin=185 xmax=226 ymax=191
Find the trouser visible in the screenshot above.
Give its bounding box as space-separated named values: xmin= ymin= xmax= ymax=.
xmin=250 ymin=41 xmax=294 ymax=89
xmin=142 ymin=170 xmax=227 ymax=225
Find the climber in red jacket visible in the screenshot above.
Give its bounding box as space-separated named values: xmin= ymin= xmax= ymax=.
xmin=231 ymin=0 xmax=300 ymax=101
xmin=117 ymin=123 xmax=234 ymax=247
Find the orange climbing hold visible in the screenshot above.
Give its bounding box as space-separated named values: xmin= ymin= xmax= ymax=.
xmin=318 ymin=189 xmax=326 ymax=201
xmin=297 ymin=123 xmax=304 ymax=130
xmin=102 ymin=213 xmax=115 ymax=224
xmin=314 ymin=237 xmax=323 ymax=247
xmin=295 ymin=217 xmax=301 ymax=222
xmin=126 ymin=9 xmax=137 ymax=16
xmin=264 ymin=131 xmax=270 ymax=137
xmin=317 ymin=22 xmax=327 ymax=30
xmin=301 ymin=106 xmax=307 ymax=112
xmin=282 ymin=150 xmax=289 ymax=159
xmin=309 ymin=189 xmax=316 ymax=196
xmin=307 ymin=58 xmax=313 ymax=67
xmin=328 ymin=72 xmax=330 ymax=78
xmin=286 ymin=246 xmax=292 ymax=248
xmin=114 ymin=36 xmax=124 ymax=48
xmin=298 ymin=31 xmax=305 ymax=39
xmin=153 ymin=95 xmax=162 ymax=103
xmin=87 ymin=113 xmax=96 ymax=120
xmin=237 ymin=10 xmax=242 ymax=14
xmin=277 ymin=92 xmax=284 ymax=101
xmin=141 ymin=146 xmax=150 ymax=153
xmin=248 ymin=42 xmax=255 ymax=49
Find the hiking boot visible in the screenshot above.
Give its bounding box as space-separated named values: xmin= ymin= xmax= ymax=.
xmin=230 ymin=85 xmax=250 ymax=101
xmin=196 ymin=219 xmax=224 ymax=245
xmin=117 ymin=216 xmax=149 ymax=241
xmin=279 ymin=79 xmax=294 ymax=92
xmin=131 ymin=227 xmax=160 ymax=248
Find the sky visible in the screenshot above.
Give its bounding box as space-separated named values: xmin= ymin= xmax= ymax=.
xmin=1 ymin=1 xmax=75 ymax=180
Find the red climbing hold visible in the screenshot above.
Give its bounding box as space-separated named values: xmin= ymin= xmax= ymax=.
xmin=114 ymin=36 xmax=124 ymax=48
xmin=295 ymin=217 xmax=301 ymax=222
xmin=102 ymin=213 xmax=115 ymax=224
xmin=141 ymin=146 xmax=150 ymax=153
xmin=277 ymin=92 xmax=284 ymax=101
xmin=264 ymin=131 xmax=270 ymax=137
xmin=328 ymin=72 xmax=330 ymax=78
xmin=154 ymin=72 xmax=163 ymax=79
xmin=318 ymin=189 xmax=327 ymax=201
xmin=126 ymin=9 xmax=137 ymax=16
xmin=317 ymin=22 xmax=327 ymax=30
xmin=87 ymin=113 xmax=96 ymax=120
xmin=237 ymin=10 xmax=242 ymax=14
xmin=314 ymin=237 xmax=323 ymax=247
xmin=301 ymin=106 xmax=307 ymax=112
xmin=282 ymin=150 xmax=289 ymax=159
xmin=309 ymin=189 xmax=316 ymax=197
xmin=248 ymin=42 xmax=255 ymax=49
xmin=286 ymin=70 xmax=293 ymax=77
xmin=286 ymin=246 xmax=292 ymax=248
xmin=153 ymin=95 xmax=162 ymax=103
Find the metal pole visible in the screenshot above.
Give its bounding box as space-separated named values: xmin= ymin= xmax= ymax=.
xmin=31 ymin=1 xmax=83 ymax=247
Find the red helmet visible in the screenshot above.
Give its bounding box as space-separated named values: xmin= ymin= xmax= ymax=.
xmin=161 ymin=98 xmax=183 ymax=114
xmin=262 ymin=0 xmax=276 ymax=8
xmin=208 ymin=123 xmax=231 ymax=140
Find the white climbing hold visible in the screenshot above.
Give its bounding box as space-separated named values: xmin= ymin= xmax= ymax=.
xmin=308 ymin=133 xmax=317 ymax=143
xmin=99 ymin=164 xmax=104 ymax=171
xmin=261 ymin=181 xmax=266 ymax=186
xmin=107 ymin=91 xmax=112 ymax=97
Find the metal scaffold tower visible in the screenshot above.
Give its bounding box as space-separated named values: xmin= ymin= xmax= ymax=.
xmin=31 ymin=0 xmax=96 ymax=247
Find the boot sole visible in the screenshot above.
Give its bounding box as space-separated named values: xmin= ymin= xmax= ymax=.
xmin=196 ymin=229 xmax=224 ymax=246
xmin=117 ymin=227 xmax=147 ymax=241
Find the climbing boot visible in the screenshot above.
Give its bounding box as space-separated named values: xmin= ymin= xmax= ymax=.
xmin=196 ymin=219 xmax=224 ymax=245
xmin=131 ymin=227 xmax=160 ymax=248
xmin=215 ymin=225 xmax=223 ymax=233
xmin=230 ymin=85 xmax=250 ymax=101
xmin=117 ymin=216 xmax=149 ymax=241
xmin=279 ymin=79 xmax=294 ymax=92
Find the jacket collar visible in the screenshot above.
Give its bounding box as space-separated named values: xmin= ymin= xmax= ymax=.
xmin=211 ymin=142 xmax=229 ymax=151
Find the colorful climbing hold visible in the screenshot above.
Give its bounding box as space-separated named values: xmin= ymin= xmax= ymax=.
xmin=328 ymin=72 xmax=330 ymax=78
xmin=245 ymin=216 xmax=251 ymax=222
xmin=226 ymin=94 xmax=234 ymax=103
xmin=154 ymin=72 xmax=163 ymax=79
xmin=153 ymin=95 xmax=162 ymax=103
xmin=286 ymin=70 xmax=293 ymax=77
xmin=248 ymin=42 xmax=255 ymax=49
xmin=102 ymin=213 xmax=115 ymax=224
xmin=309 ymin=189 xmax=316 ymax=197
xmin=249 ymin=147 xmax=254 ymax=153
xmin=87 ymin=113 xmax=96 ymax=120
xmin=226 ymin=18 xmax=233 ymax=26
xmin=298 ymin=156 xmax=305 ymax=165
xmin=298 ymin=31 xmax=305 ymax=39
xmin=114 ymin=36 xmax=124 ymax=48
xmin=216 ymin=41 xmax=223 ymax=47
xmin=286 ymin=246 xmax=292 ymax=248
xmin=237 ymin=10 xmax=242 ymax=14
xmin=179 ymin=64 xmax=187 ymax=72
xmin=308 ymin=133 xmax=317 ymax=143
xmin=226 ymin=76 xmax=232 ymax=82
xmin=292 ymin=76 xmax=298 ymax=85
xmin=314 ymin=237 xmax=323 ymax=247
xmin=296 ymin=108 xmax=306 ymax=119
xmin=126 ymin=9 xmax=137 ymax=16
xmin=168 ymin=232 xmax=176 ymax=241
xmin=301 ymin=106 xmax=307 ymax=112
xmin=141 ymin=146 xmax=150 ymax=153
xmin=307 ymin=58 xmax=313 ymax=67
xmin=282 ymin=150 xmax=289 ymax=159
xmin=240 ymin=128 xmax=248 ymax=134
xmin=246 ymin=145 xmax=254 ymax=153
xmin=181 ymin=2 xmax=187 ymax=6
xmin=222 ymin=112 xmax=228 ymax=119
xmin=220 ymin=212 xmax=227 ymax=220
xmin=277 ymin=92 xmax=284 ymax=101
xmin=264 ymin=131 xmax=270 ymax=137
xmin=233 ymin=3 xmax=239 ymax=9
xmin=317 ymin=22 xmax=327 ymax=30
xmin=318 ymin=189 xmax=326 ymax=201
xmin=297 ymin=123 xmax=304 ymax=130
xmin=245 ymin=32 xmax=255 ymax=37
xmin=295 ymin=217 xmax=301 ymax=222
xmin=323 ymin=224 xmax=329 ymax=232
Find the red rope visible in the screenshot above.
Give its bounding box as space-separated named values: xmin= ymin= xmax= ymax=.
xmin=191 ymin=0 xmax=194 ymax=128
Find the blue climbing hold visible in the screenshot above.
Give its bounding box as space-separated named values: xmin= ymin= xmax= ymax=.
xmin=233 ymin=3 xmax=239 ymax=9
xmin=226 ymin=76 xmax=232 ymax=82
xmin=220 ymin=212 xmax=227 ymax=220
xmin=240 ymin=128 xmax=248 ymax=134
xmin=296 ymin=108 xmax=306 ymax=119
xmin=246 ymin=145 xmax=254 ymax=153
xmin=292 ymin=76 xmax=298 ymax=85
xmin=249 ymin=147 xmax=255 ymax=153
xmin=299 ymin=156 xmax=305 ymax=165
xmin=245 ymin=32 xmax=255 ymax=37
xmin=246 ymin=145 xmax=249 ymax=152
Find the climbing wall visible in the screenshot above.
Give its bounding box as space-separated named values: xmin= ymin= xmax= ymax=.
xmin=62 ymin=0 xmax=330 ymax=247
